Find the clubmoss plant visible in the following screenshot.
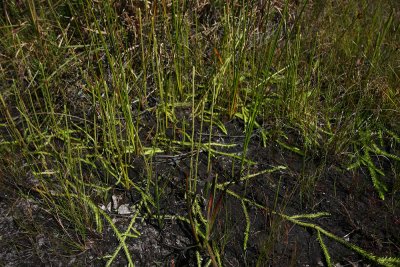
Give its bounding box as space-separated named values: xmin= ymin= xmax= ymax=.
xmin=1 ymin=0 xmax=399 ymax=265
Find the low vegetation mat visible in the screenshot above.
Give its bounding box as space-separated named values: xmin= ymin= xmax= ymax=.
xmin=1 ymin=0 xmax=399 ymax=266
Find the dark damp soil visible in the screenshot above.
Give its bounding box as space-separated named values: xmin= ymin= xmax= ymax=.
xmin=1 ymin=121 xmax=399 ymax=267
